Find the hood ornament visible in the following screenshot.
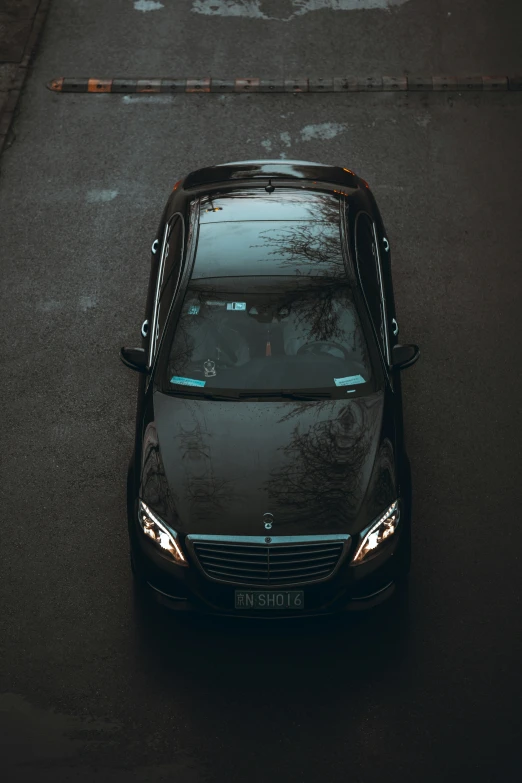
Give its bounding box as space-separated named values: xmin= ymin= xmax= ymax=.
xmin=263 ymin=512 xmax=274 ymax=530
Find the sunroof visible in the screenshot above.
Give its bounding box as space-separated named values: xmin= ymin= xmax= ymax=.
xmin=192 ymin=219 xmax=346 ymax=279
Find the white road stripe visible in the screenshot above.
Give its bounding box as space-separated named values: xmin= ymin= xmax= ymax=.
xmin=192 ymin=0 xmax=410 ymax=20
xmin=85 ymin=189 xmax=119 ymax=203
xmin=121 ymin=95 xmax=177 ymax=103
xmin=134 ymin=1 xmax=164 ymax=11
xmin=300 ymin=122 xmax=347 ymax=140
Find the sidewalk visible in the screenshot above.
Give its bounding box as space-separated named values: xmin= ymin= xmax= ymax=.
xmin=0 ymin=0 xmax=51 ymax=156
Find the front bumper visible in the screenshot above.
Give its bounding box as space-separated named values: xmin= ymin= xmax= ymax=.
xmin=130 ymin=522 xmax=408 ymax=619
xmin=146 ymin=579 xmax=397 ymax=617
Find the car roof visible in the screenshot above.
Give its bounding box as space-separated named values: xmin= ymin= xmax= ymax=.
xmin=172 ymin=162 xmax=374 ymax=282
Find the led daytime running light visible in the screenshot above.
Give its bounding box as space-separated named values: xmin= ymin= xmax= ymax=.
xmin=352 ymin=500 xmax=400 ymax=564
xmin=138 ymin=500 xmax=187 ymax=565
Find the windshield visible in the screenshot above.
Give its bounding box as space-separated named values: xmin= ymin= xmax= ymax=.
xmin=160 ymin=279 xmax=381 ymax=398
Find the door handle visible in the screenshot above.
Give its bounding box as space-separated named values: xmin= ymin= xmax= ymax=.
xmin=391 ymin=318 xmax=399 ymax=337
xmin=151 ymin=239 xmax=159 ymax=255
xmin=141 ymin=320 xmax=149 ymax=338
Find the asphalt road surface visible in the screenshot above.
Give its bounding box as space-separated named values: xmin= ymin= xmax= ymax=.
xmin=1 ymin=1 xmax=522 ymax=782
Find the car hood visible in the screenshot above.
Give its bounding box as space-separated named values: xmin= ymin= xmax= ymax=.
xmin=140 ymin=391 xmax=397 ymax=537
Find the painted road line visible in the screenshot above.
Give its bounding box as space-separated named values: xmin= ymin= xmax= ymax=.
xmin=46 ymin=76 xmax=522 ymax=94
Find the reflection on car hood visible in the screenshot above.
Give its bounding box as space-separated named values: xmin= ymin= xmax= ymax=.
xmin=140 ymin=391 xmax=397 ymax=537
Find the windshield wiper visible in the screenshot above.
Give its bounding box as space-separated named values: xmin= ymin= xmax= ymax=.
xmin=165 ymin=389 xmax=333 ymax=401
xmin=238 ymin=390 xmax=333 ymax=401
xmin=165 ymin=389 xmax=239 ymax=400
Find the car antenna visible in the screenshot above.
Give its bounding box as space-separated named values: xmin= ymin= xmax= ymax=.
xmin=265 ymin=179 xmax=275 ymax=194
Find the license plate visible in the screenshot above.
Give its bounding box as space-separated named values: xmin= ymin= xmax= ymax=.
xmin=235 ymin=590 xmax=304 ymax=610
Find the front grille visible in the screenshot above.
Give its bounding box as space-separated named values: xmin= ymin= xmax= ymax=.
xmin=191 ymin=539 xmax=346 ymax=586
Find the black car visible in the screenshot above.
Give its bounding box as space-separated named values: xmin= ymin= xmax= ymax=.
xmin=120 ymin=159 xmax=420 ymax=618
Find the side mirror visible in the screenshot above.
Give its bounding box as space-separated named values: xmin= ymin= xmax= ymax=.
xmin=391 ymin=343 xmax=420 ymax=371
xmin=120 ymin=347 xmax=149 ymax=374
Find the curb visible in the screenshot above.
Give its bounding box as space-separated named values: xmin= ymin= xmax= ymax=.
xmin=46 ymin=75 xmax=522 ymax=94
xmin=0 ymin=0 xmax=53 ymax=157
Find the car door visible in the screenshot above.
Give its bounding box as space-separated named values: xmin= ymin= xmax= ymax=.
xmin=354 ymin=211 xmax=391 ymax=369
xmin=372 ymin=215 xmax=399 ymax=347
xmin=142 ymin=222 xmax=167 ymax=358
xmin=144 ymin=213 xmax=185 ymax=369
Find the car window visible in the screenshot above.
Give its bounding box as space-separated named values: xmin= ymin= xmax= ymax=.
xmin=150 ymin=215 xmax=183 ymax=364
xmin=160 ymin=279 xmax=383 ymax=397
xmin=354 ymin=213 xmax=388 ymax=362
xmin=157 ymin=217 xmax=184 ymax=335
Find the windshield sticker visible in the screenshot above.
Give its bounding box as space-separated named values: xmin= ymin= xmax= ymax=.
xmin=227 ymin=302 xmax=246 ymax=311
xmin=206 ymin=300 xmax=225 ymax=306
xmin=248 ymin=306 xmax=259 ymax=314
xmin=203 ymin=359 xmax=217 ymax=378
xmin=334 ymin=374 xmax=366 ymax=387
xmin=187 ymin=304 xmax=200 ymax=315
xmin=170 ymin=376 xmax=206 ymax=387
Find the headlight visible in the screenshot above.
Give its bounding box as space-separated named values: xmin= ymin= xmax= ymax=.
xmin=352 ymin=500 xmax=400 ymax=565
xmin=138 ymin=500 xmax=188 ymax=566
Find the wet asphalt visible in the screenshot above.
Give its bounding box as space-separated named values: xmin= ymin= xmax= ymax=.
xmin=1 ymin=1 xmax=522 ymax=781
